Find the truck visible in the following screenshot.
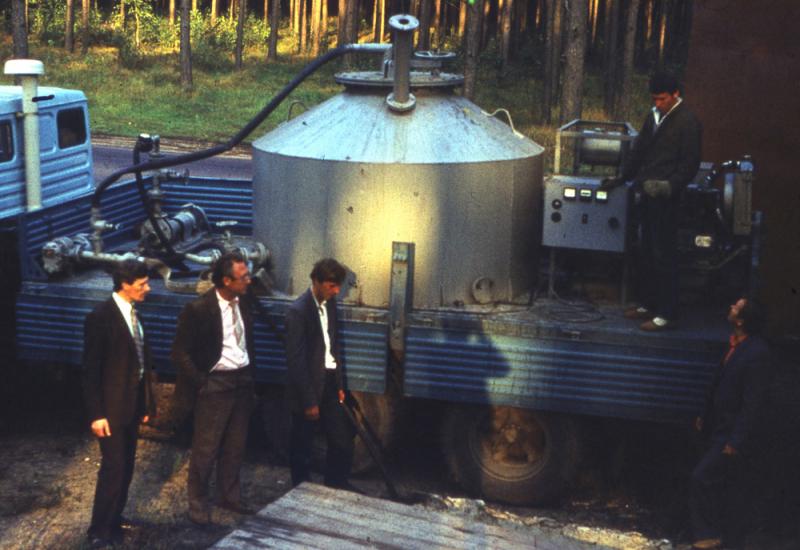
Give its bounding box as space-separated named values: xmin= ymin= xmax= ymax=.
xmin=0 ymin=16 xmax=762 ymax=506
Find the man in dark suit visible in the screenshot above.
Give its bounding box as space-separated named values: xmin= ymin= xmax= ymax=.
xmin=601 ymin=72 xmax=702 ymax=331
xmin=172 ymin=252 xmax=256 ymax=525
xmin=83 ymin=260 xmax=156 ymax=548
xmin=285 ymin=258 xmax=355 ymax=489
xmin=689 ymin=297 xmax=771 ymax=549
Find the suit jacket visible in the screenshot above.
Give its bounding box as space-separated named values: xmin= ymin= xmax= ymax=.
xmin=702 ymin=335 xmax=771 ymax=453
xmin=285 ymin=289 xmax=345 ymax=414
xmin=622 ymin=101 xmax=702 ymax=197
xmin=171 ymin=288 xmax=256 ymax=392
xmin=82 ymin=297 xmax=156 ymax=427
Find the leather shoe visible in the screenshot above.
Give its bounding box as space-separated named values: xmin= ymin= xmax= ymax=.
xmin=188 ymin=508 xmax=211 ymax=525
xmin=88 ymin=535 xmax=115 ymax=549
xmin=624 ymin=306 xmax=651 ymax=320
xmin=691 ymin=538 xmax=722 ymax=549
xmin=216 ymin=501 xmax=257 ymax=515
xmin=640 ymin=317 xmax=674 ymax=331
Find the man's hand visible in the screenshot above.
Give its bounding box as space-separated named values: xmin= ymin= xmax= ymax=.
xmin=694 ymin=416 xmax=704 ymax=433
xmin=338 ymin=390 xmax=345 ymax=404
xmin=304 ymin=405 xmax=320 ymax=421
xmin=722 ymin=443 xmax=738 ymax=456
xmin=141 ymin=415 xmax=150 ymax=424
xmin=598 ymin=177 xmax=624 ymax=192
xmin=91 ymin=418 xmax=111 ymax=438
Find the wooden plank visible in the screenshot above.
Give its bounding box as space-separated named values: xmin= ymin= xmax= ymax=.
xmin=212 ymin=483 xmax=597 ymax=550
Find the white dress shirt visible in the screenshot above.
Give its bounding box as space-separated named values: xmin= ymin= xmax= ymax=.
xmin=211 ymin=290 xmax=250 ymax=371
xmin=112 ymin=292 xmax=142 ymax=341
xmin=312 ymin=289 xmax=338 ymax=370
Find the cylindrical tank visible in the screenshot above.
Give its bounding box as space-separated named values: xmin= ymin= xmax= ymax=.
xmin=252 ymin=51 xmax=544 ymax=308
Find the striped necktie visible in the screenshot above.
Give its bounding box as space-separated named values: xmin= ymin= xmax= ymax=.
xmin=230 ymin=300 xmax=245 ymax=351
xmin=130 ymin=306 xmax=145 ymax=380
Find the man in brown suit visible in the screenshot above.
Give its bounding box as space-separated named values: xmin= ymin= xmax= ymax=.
xmin=172 ymin=252 xmax=256 ymax=525
xmin=83 ymin=260 xmax=156 ymax=549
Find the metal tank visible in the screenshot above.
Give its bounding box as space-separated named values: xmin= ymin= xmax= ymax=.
xmin=252 ymin=15 xmax=544 ymax=308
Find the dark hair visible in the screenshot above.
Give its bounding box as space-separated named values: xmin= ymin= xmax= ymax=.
xmin=739 ymin=299 xmax=766 ymax=336
xmin=649 ymin=72 xmax=680 ymax=95
xmin=112 ymin=260 xmax=148 ymax=291
xmin=310 ymin=258 xmax=346 ymax=285
xmin=211 ymin=251 xmax=246 ymax=288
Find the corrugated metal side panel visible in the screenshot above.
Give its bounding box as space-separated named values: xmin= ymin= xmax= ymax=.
xmin=404 ymin=327 xmax=719 ymax=423
xmin=16 ymin=285 xmax=387 ymax=394
xmin=160 ymin=178 xmax=253 ymax=234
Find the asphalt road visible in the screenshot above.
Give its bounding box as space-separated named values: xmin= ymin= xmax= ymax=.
xmin=92 ymin=137 xmax=253 ymax=184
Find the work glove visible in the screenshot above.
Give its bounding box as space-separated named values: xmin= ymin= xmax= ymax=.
xmin=642 ymin=179 xmax=672 ymax=199
xmin=598 ymin=176 xmax=624 ymax=192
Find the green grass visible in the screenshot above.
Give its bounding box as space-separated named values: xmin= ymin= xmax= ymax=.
xmin=1 ymin=38 xmax=653 ymax=168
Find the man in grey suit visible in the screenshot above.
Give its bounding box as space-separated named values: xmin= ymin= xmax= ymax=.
xmin=285 ymin=258 xmax=355 ymax=489
xmin=83 ymin=260 xmax=156 ymax=548
xmin=172 ymin=252 xmax=256 ymax=524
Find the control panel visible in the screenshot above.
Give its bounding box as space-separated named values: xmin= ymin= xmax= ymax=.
xmin=542 ymin=175 xmax=629 ymax=252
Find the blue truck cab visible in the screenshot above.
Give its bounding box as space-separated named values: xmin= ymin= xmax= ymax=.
xmin=0 ymin=86 xmax=93 ymax=220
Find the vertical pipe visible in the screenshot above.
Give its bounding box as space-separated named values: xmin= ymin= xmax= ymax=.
xmin=4 ymin=59 xmax=44 ymax=211
xmin=386 ymin=14 xmax=419 ymax=112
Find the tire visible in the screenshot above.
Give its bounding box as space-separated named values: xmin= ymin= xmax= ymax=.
xmin=441 ymin=404 xmax=581 ymax=505
xmin=349 ymin=391 xmax=399 ymax=473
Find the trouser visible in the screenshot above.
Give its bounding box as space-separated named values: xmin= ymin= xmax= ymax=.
xmin=89 ymin=418 xmax=139 ymax=538
xmin=639 ymin=196 xmax=679 ymax=320
xmin=290 ymin=371 xmax=355 ymax=487
xmin=689 ymin=439 xmax=746 ymax=542
xmin=187 ymin=367 xmax=254 ymax=514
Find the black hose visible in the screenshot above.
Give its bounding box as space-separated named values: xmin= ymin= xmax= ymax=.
xmin=92 ymin=44 xmax=375 ymax=210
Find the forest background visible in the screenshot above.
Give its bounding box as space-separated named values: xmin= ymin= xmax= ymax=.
xmin=1 ymin=0 xmax=694 ymax=168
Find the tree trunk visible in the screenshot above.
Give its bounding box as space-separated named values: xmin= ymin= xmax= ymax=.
xmin=120 ymin=0 xmax=125 ymax=23
xmin=211 ymin=0 xmax=218 ymax=24
xmin=170 ymin=0 xmax=176 ymax=25
xmin=11 ymin=0 xmax=28 ymax=59
xmin=236 ymin=0 xmax=246 ymax=69
xmin=322 ymin=0 xmax=328 ymax=51
xmin=345 ymin=0 xmax=358 ymax=45
xmin=264 ymin=0 xmax=269 ymax=25
xmin=310 ymin=0 xmax=321 ymax=57
xmin=180 ymin=0 xmax=193 ymax=91
xmin=657 ymin=0 xmax=671 ymax=68
xmin=300 ymin=0 xmax=308 ymax=52
xmin=617 ymin=0 xmax=641 ymax=118
xmin=418 ymin=0 xmax=432 ymax=50
xmin=543 ymin=0 xmax=563 ymax=123
xmin=458 ymin=0 xmax=467 ymax=39
xmin=268 ymin=0 xmax=280 ymax=60
xmin=65 ymin=0 xmax=75 ymax=52
xmin=81 ymin=0 xmax=90 ymax=55
xmin=500 ymin=0 xmax=513 ymax=78
xmin=602 ymin=0 xmax=620 ymax=115
xmin=229 ymin=0 xmax=235 ymax=22
xmin=559 ymin=0 xmax=588 ymax=124
xmin=463 ymin=0 xmax=483 ymax=100
xmin=432 ymin=0 xmax=442 ymax=48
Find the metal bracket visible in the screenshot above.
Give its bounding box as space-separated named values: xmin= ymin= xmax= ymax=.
xmin=388 ymin=242 xmax=414 ymax=355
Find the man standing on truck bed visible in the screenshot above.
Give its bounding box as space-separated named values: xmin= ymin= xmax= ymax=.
xmin=285 ymin=258 xmax=356 ymax=490
xmin=172 ymin=252 xmax=257 ymax=525
xmin=83 ymin=260 xmax=156 ymax=549
xmin=600 ymin=72 xmax=702 ymax=331
xmin=689 ymin=297 xmax=771 ymax=549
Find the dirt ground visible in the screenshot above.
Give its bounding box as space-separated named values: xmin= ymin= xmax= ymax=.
xmin=1 ymin=353 xmax=799 ymax=550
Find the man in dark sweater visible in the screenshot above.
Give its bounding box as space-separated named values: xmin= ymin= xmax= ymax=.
xmin=689 ymin=297 xmax=771 ymax=549
xmin=601 ymin=72 xmax=702 ymax=330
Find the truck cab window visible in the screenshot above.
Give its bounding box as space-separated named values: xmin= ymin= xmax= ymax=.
xmin=57 ymin=108 xmax=87 ymax=149
xmin=0 ymin=121 xmax=13 ymax=162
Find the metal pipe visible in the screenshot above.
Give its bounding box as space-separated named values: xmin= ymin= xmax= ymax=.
xmin=386 ymin=14 xmax=419 ymax=113
xmin=4 ymin=59 xmax=45 ymax=211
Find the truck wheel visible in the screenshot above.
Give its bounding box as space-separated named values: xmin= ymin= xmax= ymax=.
xmin=441 ymin=405 xmax=581 ymax=505
xmin=349 ymin=391 xmax=398 ymax=473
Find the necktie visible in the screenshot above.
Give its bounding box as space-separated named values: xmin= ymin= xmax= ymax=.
xmin=130 ymin=306 xmax=145 ymax=380
xmin=230 ymin=300 xmax=245 ymax=351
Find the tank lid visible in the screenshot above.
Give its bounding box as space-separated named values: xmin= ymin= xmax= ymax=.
xmin=335 ymin=70 xmax=464 ymax=89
